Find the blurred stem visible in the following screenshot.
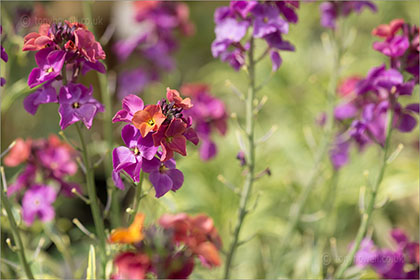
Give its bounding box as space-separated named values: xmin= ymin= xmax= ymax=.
xmin=334 ymin=108 xmax=394 ymax=278
xmin=0 ymin=168 xmax=34 ymax=279
xmin=224 ymin=37 xmax=256 ymax=279
xmin=130 ymin=171 xmax=144 ymax=224
xmin=273 ymin=30 xmax=342 ymax=277
xmin=75 ymin=123 xmax=107 ymax=278
xmin=83 ymin=0 xmax=120 ymax=228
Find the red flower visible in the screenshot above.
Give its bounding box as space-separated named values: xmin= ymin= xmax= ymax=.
xmin=372 ymin=18 xmax=405 ymax=38
xmin=132 ymin=105 xmax=166 ymax=138
xmin=4 ymin=138 xmax=32 ymax=167
xmin=166 ymin=88 xmax=193 ymax=109
xmin=152 ymin=119 xmax=187 ymax=161
xmin=74 ymin=28 xmax=106 ymax=63
xmin=159 ymin=213 xmax=222 ymax=267
xmin=111 ymin=252 xmax=151 ymax=280
xmin=22 ymin=24 xmax=53 ymax=51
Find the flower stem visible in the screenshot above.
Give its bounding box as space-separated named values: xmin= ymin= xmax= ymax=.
xmin=334 ymin=108 xmax=394 ymax=278
xmin=129 ymin=171 xmax=144 ymax=224
xmin=0 ymin=167 xmax=34 ymax=279
xmin=75 ymin=123 xmax=107 ymax=277
xmin=82 ymin=0 xmax=120 ymax=229
xmin=223 ymin=37 xmax=256 ymax=279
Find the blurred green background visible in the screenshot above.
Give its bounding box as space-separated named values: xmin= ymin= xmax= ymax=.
xmin=1 ymin=1 xmax=419 ymax=279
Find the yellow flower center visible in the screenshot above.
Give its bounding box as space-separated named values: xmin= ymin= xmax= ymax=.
xmin=133 ymin=147 xmax=140 ymax=156
xmin=46 ymin=67 xmax=54 ymax=73
xmin=166 ymin=136 xmax=173 ymax=143
xmin=72 ymin=102 xmax=80 ymax=109
xmin=147 ymin=119 xmax=155 ymax=126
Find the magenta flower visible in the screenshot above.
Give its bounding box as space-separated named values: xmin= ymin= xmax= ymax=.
xmin=7 ymin=164 xmax=37 ymax=196
xmin=112 ymin=94 xmax=144 ymax=123
xmin=22 ymin=185 xmax=57 ymax=226
xmin=112 ymin=124 xmax=158 ymax=189
xmin=28 ymin=47 xmax=66 ymax=88
xmin=329 ymin=136 xmax=350 ymax=170
xmin=23 ymin=84 xmax=58 ymax=115
xmin=1 ymin=25 xmax=8 ymax=87
xmin=319 ymin=1 xmax=377 ymax=30
xmin=73 ymin=28 xmax=106 ymax=63
xmin=58 ymin=83 xmax=104 ymax=130
xmin=143 ymin=157 xmax=184 ymax=198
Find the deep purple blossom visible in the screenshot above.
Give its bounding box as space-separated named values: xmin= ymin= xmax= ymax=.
xmin=112 ymin=124 xmax=158 ymax=189
xmin=319 ymin=1 xmax=377 ymax=30
xmin=23 ymin=84 xmax=58 ymax=115
xmin=329 ymin=136 xmax=350 ymax=170
xmin=22 ymin=185 xmax=57 ymax=226
xmin=354 ymin=229 xmax=419 ymax=279
xmin=212 ymin=1 xmax=297 ymax=71
xmin=28 ymin=47 xmax=66 ymax=88
xmin=142 ymin=157 xmax=184 ymax=198
xmin=58 ymin=83 xmax=104 ymax=130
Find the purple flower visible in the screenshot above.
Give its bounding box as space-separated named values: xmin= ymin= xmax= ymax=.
xmin=22 ymin=185 xmax=57 ymax=226
xmin=142 ymin=157 xmax=184 ymax=198
xmin=112 ymin=124 xmax=158 ymax=189
xmin=373 ymin=35 xmax=410 ymax=58
xmin=23 ymin=84 xmax=58 ymax=115
xmin=329 ymin=136 xmax=350 ymax=170
xmin=252 ymin=3 xmax=288 ymax=38
xmin=58 ymin=83 xmax=104 ymax=130
xmin=1 ymin=25 xmax=8 ymax=87
xmin=28 ymin=47 xmax=66 ymax=88
xmin=117 ymin=68 xmax=150 ymax=99
xmin=355 ymin=239 xmax=378 ymax=268
xmin=112 ymin=94 xmax=144 ymax=123
xmin=7 ymin=164 xmax=37 ymax=196
xmin=320 ymin=1 xmax=377 ymax=29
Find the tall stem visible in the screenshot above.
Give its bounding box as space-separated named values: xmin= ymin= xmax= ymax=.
xmin=223 ymin=37 xmax=256 ymax=279
xmin=334 ymin=108 xmax=394 ymax=278
xmin=82 ymin=0 xmax=120 ymax=228
xmin=0 ymin=168 xmax=34 ymax=279
xmin=129 ymin=171 xmax=144 ymax=224
xmin=75 ymin=123 xmax=107 ymax=277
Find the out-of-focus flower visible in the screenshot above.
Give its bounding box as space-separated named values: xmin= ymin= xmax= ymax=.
xmin=329 ymin=136 xmax=350 ymax=170
xmin=1 ymin=25 xmax=8 ymax=86
xmin=22 ymin=184 xmax=57 ymax=225
xmin=58 ymin=83 xmax=104 ymax=130
xmin=319 ymin=1 xmax=377 ymax=29
xmin=212 ymin=1 xmax=297 ymax=71
xmin=113 ymin=1 xmax=194 ymax=98
xmin=372 ymin=19 xmax=419 ymax=82
xmin=4 ymin=138 xmax=32 ymax=167
xmin=111 ymin=252 xmax=151 ymax=280
xmin=159 ymin=213 xmax=222 ymax=267
xmin=354 ymin=229 xmax=419 ymax=279
xmin=110 ymin=213 xmax=145 ymax=244
xmin=181 ymin=83 xmax=228 ymax=161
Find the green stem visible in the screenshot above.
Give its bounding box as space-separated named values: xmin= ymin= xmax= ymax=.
xmin=83 ymin=0 xmax=120 ymax=228
xmin=75 ymin=123 xmax=107 ymax=277
xmin=0 ymin=168 xmax=34 ymax=279
xmin=129 ymin=171 xmax=144 ymax=224
xmin=223 ymin=37 xmax=256 ymax=279
xmin=334 ymin=108 xmax=394 ymax=278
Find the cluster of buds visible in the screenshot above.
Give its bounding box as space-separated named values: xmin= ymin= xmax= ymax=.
xmin=109 ymin=213 xmax=221 ymax=279
xmin=4 ymin=136 xmax=80 ymax=225
xmin=22 ymin=21 xmax=106 ymax=130
xmin=112 ymin=88 xmax=198 ymax=197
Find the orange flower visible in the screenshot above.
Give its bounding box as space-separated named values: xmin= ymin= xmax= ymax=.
xmin=109 ymin=213 xmax=145 ymax=244
xmin=166 ymin=88 xmax=193 ymax=109
xmin=132 ymin=105 xmax=166 ymax=137
xmin=4 ymin=138 xmax=32 ymax=167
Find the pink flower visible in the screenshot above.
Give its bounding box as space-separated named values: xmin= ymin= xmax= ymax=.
xmin=74 ymin=28 xmax=106 ymax=63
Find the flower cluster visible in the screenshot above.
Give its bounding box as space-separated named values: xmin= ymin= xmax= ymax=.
xmin=114 ymin=1 xmax=194 ymax=99
xmin=4 ymin=135 xmax=80 ymax=225
xmin=112 ymin=88 xmax=198 ymax=197
xmin=319 ymin=1 xmax=377 ymax=29
xmin=22 ymin=21 xmax=106 ymax=130
xmin=180 ymin=83 xmax=228 ymax=161
xmin=329 ymin=20 xmax=419 ymax=170
xmin=109 ymin=213 xmax=221 ymax=279
xmin=372 ymin=18 xmax=419 ymax=82
xmin=212 ymin=1 xmax=299 ymax=71
xmin=355 ymin=229 xmax=419 ymax=279
xmin=1 ymin=25 xmax=8 ymax=86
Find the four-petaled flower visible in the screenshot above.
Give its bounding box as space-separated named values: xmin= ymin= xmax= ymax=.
xmin=22 ymin=184 xmax=57 ymax=226
xmin=28 ymin=47 xmax=66 ymax=88
xmin=152 ymin=119 xmax=188 ymax=162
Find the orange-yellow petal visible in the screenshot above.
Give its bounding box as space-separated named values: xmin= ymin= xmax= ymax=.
xmin=109 ymin=213 xmax=145 ymax=244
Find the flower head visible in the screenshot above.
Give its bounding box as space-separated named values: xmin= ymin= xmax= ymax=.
xmin=110 ymin=213 xmax=145 ymax=244
xmin=4 ymin=138 xmax=32 ymax=167
xmin=58 ymin=83 xmax=104 ymax=130
xmin=24 ymin=84 xmax=58 ymax=115
xmin=22 ymin=185 xmax=57 ymax=226
xmin=22 ymin=24 xmax=53 ymax=51
xmin=111 ymin=252 xmax=151 ymax=280
xmin=28 ymin=47 xmax=66 ymax=88
xmin=132 ymin=105 xmax=166 ymax=137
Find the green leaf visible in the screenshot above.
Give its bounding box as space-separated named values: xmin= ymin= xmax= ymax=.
xmin=86 ymin=245 xmax=96 ymax=280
